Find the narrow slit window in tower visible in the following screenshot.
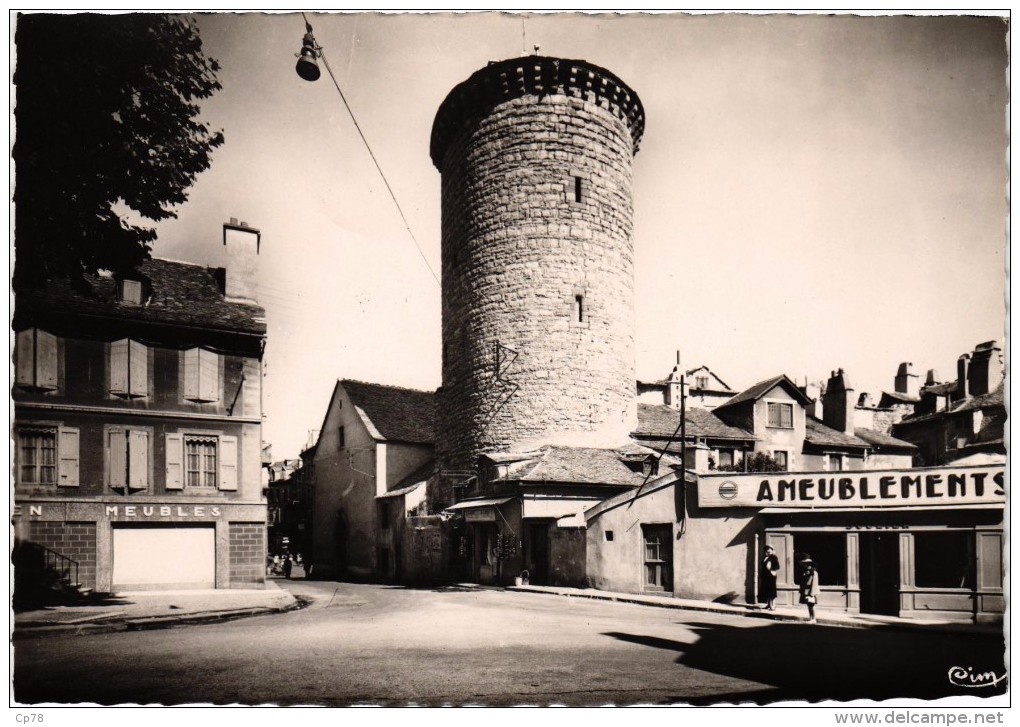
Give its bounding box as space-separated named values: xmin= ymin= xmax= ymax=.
xmin=574 ymin=176 xmax=583 ymax=203
xmin=575 ymin=294 xmax=584 ymax=323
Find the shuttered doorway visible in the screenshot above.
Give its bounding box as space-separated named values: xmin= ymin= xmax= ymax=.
xmin=112 ymin=524 xmax=216 ymax=590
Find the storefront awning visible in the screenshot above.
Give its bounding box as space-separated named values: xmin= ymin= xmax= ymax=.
xmin=522 ymin=496 xmax=603 ymax=520
xmin=759 ymin=503 xmax=1004 ymax=514
xmin=444 ymin=497 xmax=514 ymax=512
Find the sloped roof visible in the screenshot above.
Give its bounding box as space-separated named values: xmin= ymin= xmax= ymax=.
xmin=715 ymin=374 xmax=813 ymax=411
xmin=15 ymin=257 xmax=266 ymax=335
xmin=803 ymin=417 xmax=869 ymax=449
xmin=341 ymin=380 xmax=436 ymax=445
xmin=634 ymin=403 xmax=755 ymax=441
xmin=388 ymin=458 xmax=437 ymax=493
xmin=922 ymin=381 xmax=957 ymax=397
xmin=495 ymin=445 xmax=680 ymax=487
xmin=878 ymin=390 xmax=920 ymax=405
xmin=972 ymin=411 xmax=1006 ymax=445
xmin=953 ymin=381 xmax=1005 ymax=413
xmin=854 ymin=428 xmax=918 ymax=450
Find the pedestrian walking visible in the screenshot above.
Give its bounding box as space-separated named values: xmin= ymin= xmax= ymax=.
xmin=797 ymin=553 xmax=820 ymax=622
xmin=283 ymin=554 xmax=293 ymax=579
xmin=761 ymin=544 xmax=780 ymax=611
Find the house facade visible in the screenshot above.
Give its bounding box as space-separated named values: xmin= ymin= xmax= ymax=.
xmin=12 ymin=220 xmax=268 ymax=595
xmin=309 ymin=380 xmax=434 ymax=581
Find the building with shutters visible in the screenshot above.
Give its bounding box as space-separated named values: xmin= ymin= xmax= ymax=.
xmin=12 ymin=219 xmax=269 ymax=597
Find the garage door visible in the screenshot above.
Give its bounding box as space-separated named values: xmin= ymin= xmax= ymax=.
xmin=112 ymin=526 xmax=216 ymax=590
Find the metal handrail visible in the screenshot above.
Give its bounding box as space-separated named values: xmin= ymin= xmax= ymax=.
xmin=32 ymin=543 xmax=80 ymax=589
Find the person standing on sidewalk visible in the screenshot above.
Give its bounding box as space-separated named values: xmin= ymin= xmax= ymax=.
xmin=761 ymin=545 xmax=780 ymax=611
xmin=796 ymin=554 xmax=820 ymax=622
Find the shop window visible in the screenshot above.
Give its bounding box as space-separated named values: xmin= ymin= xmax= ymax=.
xmin=767 ymin=402 xmax=793 ymax=429
xmin=17 ymin=426 xmax=78 ymax=487
xmin=165 ymin=433 xmax=238 ymax=491
xmin=182 ymin=348 xmax=220 ymax=403
xmin=15 ymin=328 xmax=59 ymax=392
xmin=108 ymin=427 xmax=151 ymax=490
xmin=793 ymin=532 xmax=847 ymax=587
xmin=110 ymin=339 xmax=149 ymax=399
xmin=914 ymin=531 xmax=974 ymax=590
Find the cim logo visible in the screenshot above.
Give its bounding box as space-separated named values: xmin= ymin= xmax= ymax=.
xmin=718 ymin=481 xmax=739 ymax=500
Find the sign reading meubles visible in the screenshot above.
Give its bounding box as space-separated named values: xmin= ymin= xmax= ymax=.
xmin=698 ymin=465 xmax=1005 ymax=508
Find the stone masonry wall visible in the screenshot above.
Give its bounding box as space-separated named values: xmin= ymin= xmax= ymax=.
xmin=436 ymin=84 xmax=641 ymax=474
xmin=228 ymin=521 xmax=265 ymax=587
xmin=27 ymin=520 xmax=97 ymax=590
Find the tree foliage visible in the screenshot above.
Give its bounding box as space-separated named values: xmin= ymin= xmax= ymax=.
xmin=13 ymin=13 xmax=224 ymax=290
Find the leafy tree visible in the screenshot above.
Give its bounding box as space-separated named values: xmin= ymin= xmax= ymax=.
xmin=13 ymin=13 xmax=224 ymax=290
xmin=717 ymin=452 xmax=786 ymax=473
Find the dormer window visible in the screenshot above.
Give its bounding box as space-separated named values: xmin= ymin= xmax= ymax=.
xmin=121 ymin=279 xmax=143 ymax=305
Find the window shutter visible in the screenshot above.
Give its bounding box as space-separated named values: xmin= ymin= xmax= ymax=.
xmin=129 ymin=340 xmax=148 ymax=397
xmin=218 ymin=435 xmax=238 ymax=490
xmin=199 ymin=349 xmax=219 ymax=403
xmin=15 ymin=329 xmax=34 ymax=386
xmin=165 ymin=433 xmax=184 ymax=490
xmin=36 ymin=330 xmax=58 ymax=390
xmin=129 ymin=429 xmax=149 ymax=490
xmin=108 ymin=428 xmax=127 ymax=488
xmin=57 ymin=427 xmax=79 ymax=487
xmin=183 ymin=349 xmax=200 ymax=401
xmin=110 ymin=339 xmax=129 ymax=395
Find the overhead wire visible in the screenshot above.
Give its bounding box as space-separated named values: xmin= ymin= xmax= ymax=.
xmin=300 ymin=13 xmax=440 ymax=286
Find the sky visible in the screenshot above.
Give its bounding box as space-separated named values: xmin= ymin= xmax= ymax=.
xmin=136 ymin=11 xmax=1008 ymax=459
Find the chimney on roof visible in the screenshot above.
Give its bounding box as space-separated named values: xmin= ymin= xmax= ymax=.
xmin=925 ymin=369 xmax=939 ymax=386
xmin=822 ymin=368 xmax=855 ymax=435
xmin=894 ymin=362 xmax=919 ymax=397
xmin=800 ymin=379 xmax=823 ymax=419
xmin=223 ymin=219 xmax=261 ymax=304
xmin=954 ymin=354 xmax=970 ymax=401
xmin=967 ymin=340 xmax=1002 ymax=396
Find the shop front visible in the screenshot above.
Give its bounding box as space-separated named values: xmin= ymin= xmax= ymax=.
xmin=12 ymin=499 xmax=268 ymax=592
xmin=698 ymin=464 xmax=1005 ymax=622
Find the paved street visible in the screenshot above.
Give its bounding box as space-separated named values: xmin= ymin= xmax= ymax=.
xmin=14 ymin=579 xmax=1007 ymax=706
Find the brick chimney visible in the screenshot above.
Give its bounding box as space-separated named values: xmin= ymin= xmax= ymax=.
xmin=954 ymin=354 xmax=970 ymax=401
xmin=822 ymin=369 xmax=855 ymax=435
xmin=967 ymin=340 xmax=1002 ymax=396
xmin=800 ymin=379 xmax=824 ymax=419
xmin=223 ymin=218 xmax=261 ymax=304
xmin=894 ymin=362 xmax=919 ymax=397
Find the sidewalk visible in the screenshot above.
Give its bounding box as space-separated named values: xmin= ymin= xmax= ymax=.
xmin=505 ymin=583 xmax=1004 ymax=637
xmin=13 ymin=579 xmax=300 ymax=639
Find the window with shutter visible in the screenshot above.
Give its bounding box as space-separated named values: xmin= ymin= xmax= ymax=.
xmin=15 ymin=329 xmax=59 ymax=392
xmin=165 ymin=433 xmax=184 ymax=490
xmin=183 ymin=348 xmax=220 ymax=403
xmin=17 ymin=427 xmax=57 ymax=485
xmin=766 ymin=402 xmax=794 ymax=429
xmin=108 ymin=428 xmax=150 ymax=490
xmin=110 ymin=339 xmax=149 ymax=399
xmin=219 ymin=435 xmax=238 ymax=491
xmin=57 ymin=427 xmax=79 ymax=487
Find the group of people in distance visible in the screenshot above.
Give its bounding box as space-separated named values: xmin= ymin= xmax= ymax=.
xmin=761 ymin=545 xmax=820 ymax=623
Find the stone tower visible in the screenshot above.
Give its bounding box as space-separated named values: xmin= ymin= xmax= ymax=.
xmin=430 ymin=56 xmax=645 ymax=481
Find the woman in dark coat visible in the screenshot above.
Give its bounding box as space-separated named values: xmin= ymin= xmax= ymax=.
xmin=797 ymin=554 xmax=820 ymax=622
xmin=761 ymin=545 xmax=780 ymax=611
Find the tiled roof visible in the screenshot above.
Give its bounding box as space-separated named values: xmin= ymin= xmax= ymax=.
xmin=973 ymin=411 xmax=1006 ymax=444
xmin=388 ymin=459 xmax=437 ymax=493
xmin=922 ymin=381 xmax=957 ymax=396
xmin=715 ymin=374 xmax=813 ymax=410
xmin=634 ymin=403 xmax=755 ymax=441
xmin=342 ymin=380 xmax=435 ymax=445
xmin=499 ymin=445 xmax=680 ymax=487
xmin=953 ymin=381 xmax=1005 ymax=413
xmin=804 ymin=417 xmax=869 ymax=449
xmin=854 ymin=428 xmax=917 ymax=450
xmin=878 ymin=390 xmax=920 ymax=405
xmin=15 ymin=258 xmax=266 ymax=335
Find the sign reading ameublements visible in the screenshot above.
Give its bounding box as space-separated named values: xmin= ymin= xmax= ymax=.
xmin=698 ymin=466 xmax=1005 ymax=509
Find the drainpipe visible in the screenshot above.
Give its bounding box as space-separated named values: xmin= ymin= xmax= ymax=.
xmin=753 ymin=531 xmax=760 ymax=607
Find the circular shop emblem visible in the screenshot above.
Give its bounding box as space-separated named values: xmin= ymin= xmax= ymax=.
xmin=718 ymin=481 xmax=739 ymax=500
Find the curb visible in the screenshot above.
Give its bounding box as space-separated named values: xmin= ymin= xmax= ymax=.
xmin=505 ymin=586 xmax=1002 ymax=635
xmin=13 ymin=598 xmax=307 ymax=640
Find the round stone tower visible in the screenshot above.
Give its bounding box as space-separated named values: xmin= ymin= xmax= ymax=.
xmin=430 ymin=56 xmax=645 ymax=476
